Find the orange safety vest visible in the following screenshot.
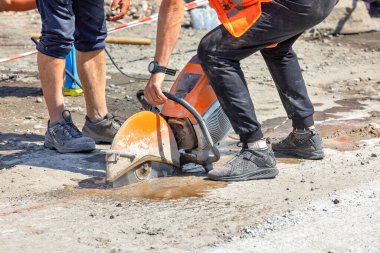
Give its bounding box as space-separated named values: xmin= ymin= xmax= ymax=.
xmin=209 ymin=0 xmax=272 ymax=38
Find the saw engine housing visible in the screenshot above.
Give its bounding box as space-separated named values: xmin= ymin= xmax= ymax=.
xmin=162 ymin=55 xmax=231 ymax=164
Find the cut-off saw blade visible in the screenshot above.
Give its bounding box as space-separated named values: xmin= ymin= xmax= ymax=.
xmin=112 ymin=161 xmax=176 ymax=188
xmin=106 ymin=111 xmax=180 ymax=187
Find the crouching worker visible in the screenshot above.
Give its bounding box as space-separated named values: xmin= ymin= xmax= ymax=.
xmin=144 ymin=0 xmax=338 ymax=181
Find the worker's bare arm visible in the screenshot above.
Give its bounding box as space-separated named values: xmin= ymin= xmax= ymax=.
xmin=144 ymin=0 xmax=184 ymax=105
xmin=155 ymin=0 xmax=184 ymax=67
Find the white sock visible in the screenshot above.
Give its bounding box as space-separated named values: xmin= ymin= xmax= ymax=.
xmin=246 ymin=139 xmax=268 ymax=150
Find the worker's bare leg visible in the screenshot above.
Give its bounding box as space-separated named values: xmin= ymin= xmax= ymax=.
xmin=76 ymin=49 xmax=108 ymax=120
xmin=77 ymin=49 xmax=121 ymax=143
xmin=38 ymin=51 xmax=95 ymax=153
xmin=37 ymin=52 xmax=65 ymax=123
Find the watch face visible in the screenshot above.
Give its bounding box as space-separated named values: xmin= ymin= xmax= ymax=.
xmin=148 ymin=62 xmax=156 ymax=73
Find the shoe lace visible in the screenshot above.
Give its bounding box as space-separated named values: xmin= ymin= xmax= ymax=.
xmin=107 ymin=113 xmax=122 ymax=127
xmin=277 ymin=132 xmax=294 ymax=145
xmin=227 ymin=146 xmax=254 ymax=165
xmin=227 ymin=149 xmax=271 ymax=170
xmin=61 ymin=121 xmax=82 ymax=140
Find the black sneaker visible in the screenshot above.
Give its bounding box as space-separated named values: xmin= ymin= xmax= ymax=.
xmin=44 ymin=110 xmax=95 ymax=153
xmin=272 ymin=129 xmax=324 ymax=160
xmin=82 ymin=113 xmax=121 ymax=144
xmin=207 ymin=147 xmax=278 ymax=181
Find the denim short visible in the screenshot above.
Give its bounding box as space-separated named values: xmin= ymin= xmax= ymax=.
xmin=36 ymin=0 xmax=107 ymax=59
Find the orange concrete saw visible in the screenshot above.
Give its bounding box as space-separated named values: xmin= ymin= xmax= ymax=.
xmin=104 ymin=55 xmax=232 ymax=187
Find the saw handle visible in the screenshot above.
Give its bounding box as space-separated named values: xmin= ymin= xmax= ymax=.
xmin=136 ymin=89 xmax=220 ymax=163
xmin=100 ymin=149 xmax=136 ymax=159
xmin=136 ymin=90 xmax=160 ymax=113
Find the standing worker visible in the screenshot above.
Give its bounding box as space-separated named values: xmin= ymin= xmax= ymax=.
xmin=144 ymin=0 xmax=337 ymax=181
xmin=35 ymin=0 xmax=130 ymax=153
xmin=0 ymin=0 xmax=84 ymax=97
xmin=0 ymin=0 xmax=129 ymax=153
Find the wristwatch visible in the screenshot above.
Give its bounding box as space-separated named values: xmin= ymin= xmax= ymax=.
xmin=148 ymin=61 xmax=177 ymax=76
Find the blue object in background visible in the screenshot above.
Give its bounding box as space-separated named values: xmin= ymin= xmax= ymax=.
xmin=64 ymin=47 xmax=83 ymax=96
xmin=190 ymin=4 xmax=220 ymax=30
xmin=65 ymin=47 xmax=81 ymax=90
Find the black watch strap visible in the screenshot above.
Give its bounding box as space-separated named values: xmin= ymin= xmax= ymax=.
xmin=163 ymin=66 xmax=176 ymax=76
xmin=149 ymin=61 xmax=177 ymax=76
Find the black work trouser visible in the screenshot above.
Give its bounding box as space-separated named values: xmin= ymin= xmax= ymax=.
xmin=197 ymin=0 xmax=337 ymax=143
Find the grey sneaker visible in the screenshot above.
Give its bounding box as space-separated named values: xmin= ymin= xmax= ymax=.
xmin=207 ymin=147 xmax=278 ymax=181
xmin=82 ymin=113 xmax=121 ymax=144
xmin=272 ymin=129 xmax=324 ymax=160
xmin=44 ymin=111 xmax=96 ymax=153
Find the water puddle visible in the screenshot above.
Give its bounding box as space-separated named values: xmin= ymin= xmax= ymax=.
xmin=263 ymin=99 xmax=368 ymax=133
xmin=67 ymin=176 xmax=226 ymax=201
xmin=314 ymin=99 xmax=366 ymax=121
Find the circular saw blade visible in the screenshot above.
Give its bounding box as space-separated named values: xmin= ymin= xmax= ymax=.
xmin=112 ymin=161 xmax=176 ymax=188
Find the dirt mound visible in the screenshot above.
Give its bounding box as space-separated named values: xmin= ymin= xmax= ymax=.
xmin=324 ymin=123 xmax=380 ymax=139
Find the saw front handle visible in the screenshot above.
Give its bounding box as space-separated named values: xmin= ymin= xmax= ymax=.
xmin=136 ymin=90 xmax=221 ymax=164
xmin=100 ymin=149 xmax=136 ymax=162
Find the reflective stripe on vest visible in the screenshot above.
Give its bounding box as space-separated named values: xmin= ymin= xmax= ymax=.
xmin=209 ymin=0 xmax=272 ymax=38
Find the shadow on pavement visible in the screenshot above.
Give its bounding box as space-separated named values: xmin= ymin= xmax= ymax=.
xmin=0 ymin=132 xmax=105 ymax=177
xmin=0 ymin=86 xmax=42 ymax=98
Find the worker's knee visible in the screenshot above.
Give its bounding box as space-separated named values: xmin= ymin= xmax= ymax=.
xmin=37 ymin=33 xmax=74 ymax=59
xmin=74 ymin=33 xmax=107 ymax=53
xmin=73 ymin=3 xmax=107 ymax=53
xmin=36 ymin=0 xmax=76 ymax=59
xmin=75 ymin=41 xmax=106 ymax=53
xmin=197 ymin=35 xmax=215 ymax=66
xmin=261 ymin=46 xmax=296 ymax=61
xmin=261 ymin=46 xmax=284 ymax=57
